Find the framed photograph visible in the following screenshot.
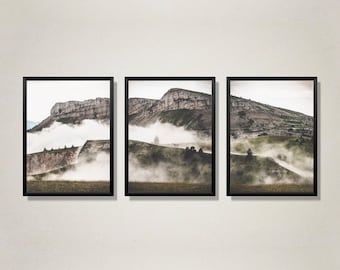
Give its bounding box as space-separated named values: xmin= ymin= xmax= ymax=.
xmin=125 ymin=77 xmax=215 ymax=196
xmin=227 ymin=77 xmax=317 ymax=196
xmin=23 ymin=77 xmax=114 ymax=196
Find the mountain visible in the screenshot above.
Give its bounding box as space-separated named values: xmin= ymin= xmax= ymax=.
xmin=128 ymin=88 xmax=212 ymax=136
xmin=230 ymin=95 xmax=313 ymax=138
xmin=27 ymin=120 xmax=38 ymax=130
xmin=29 ymin=98 xmax=110 ymax=132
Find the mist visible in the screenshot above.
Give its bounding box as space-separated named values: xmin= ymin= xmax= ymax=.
xmin=42 ymin=153 xmax=110 ymax=181
xmin=129 ymin=156 xmax=211 ymax=184
xmin=27 ymin=119 xmax=109 ymax=154
xmin=129 ymin=121 xmax=210 ymax=150
xmin=231 ymin=138 xmax=313 ymax=184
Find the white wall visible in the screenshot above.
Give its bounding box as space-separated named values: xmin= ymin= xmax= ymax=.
xmin=1 ymin=0 xmax=339 ymax=269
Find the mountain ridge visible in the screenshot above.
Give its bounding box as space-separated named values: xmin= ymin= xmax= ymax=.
xmin=29 ymin=98 xmax=110 ymax=132
xmin=129 ymin=88 xmax=212 ymax=135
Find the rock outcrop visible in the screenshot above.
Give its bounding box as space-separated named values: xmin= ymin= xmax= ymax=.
xmin=230 ymin=95 xmax=313 ymax=138
xmin=29 ymin=98 xmax=110 ymax=132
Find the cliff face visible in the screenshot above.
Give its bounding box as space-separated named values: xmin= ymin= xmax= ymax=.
xmin=128 ymin=98 xmax=158 ymax=115
xmin=29 ymin=98 xmax=110 ymax=132
xmin=157 ymin=88 xmax=211 ymax=111
xmin=129 ymin=88 xmax=212 ymax=134
xmin=230 ymin=95 xmax=313 ymax=138
xmin=27 ymin=147 xmax=79 ymax=175
xmin=27 ymin=140 xmax=110 ymax=176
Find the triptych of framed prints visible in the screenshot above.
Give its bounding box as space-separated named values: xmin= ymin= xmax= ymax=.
xmin=23 ymin=76 xmax=317 ymax=197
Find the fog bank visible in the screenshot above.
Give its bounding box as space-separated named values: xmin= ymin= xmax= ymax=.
xmin=129 ymin=156 xmax=211 ymax=184
xmin=231 ymin=138 xmax=314 ymax=184
xmin=27 ymin=120 xmax=109 ymax=154
xmin=129 ymin=121 xmax=210 ymax=147
xmin=42 ymin=153 xmax=110 ymax=181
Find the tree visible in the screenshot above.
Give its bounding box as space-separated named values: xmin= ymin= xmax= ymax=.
xmin=246 ymin=148 xmax=253 ymax=160
xmin=238 ymin=111 xmax=246 ymax=119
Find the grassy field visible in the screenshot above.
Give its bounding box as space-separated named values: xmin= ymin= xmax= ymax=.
xmin=230 ymin=183 xmax=314 ymax=194
xmin=128 ymin=182 xmax=212 ymax=194
xmin=26 ymin=180 xmax=110 ymax=194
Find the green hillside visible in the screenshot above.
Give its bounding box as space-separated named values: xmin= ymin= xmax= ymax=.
xmin=129 ymin=140 xmax=212 ymax=190
xmin=158 ymin=109 xmax=211 ymax=134
xmin=230 ymin=154 xmax=302 ymax=185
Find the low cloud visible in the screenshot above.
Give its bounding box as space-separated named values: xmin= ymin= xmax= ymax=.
xmin=129 ymin=156 xmax=211 ymax=184
xmin=231 ymin=137 xmax=314 ymax=184
xmin=43 ymin=153 xmax=110 ymax=181
xmin=27 ymin=120 xmax=109 ymax=154
xmin=129 ymin=121 xmax=210 ymax=151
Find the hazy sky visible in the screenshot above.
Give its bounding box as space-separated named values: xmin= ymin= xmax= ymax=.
xmin=230 ymin=80 xmax=314 ymax=116
xmin=129 ymin=80 xmax=212 ymax=99
xmin=27 ymin=80 xmax=110 ymax=122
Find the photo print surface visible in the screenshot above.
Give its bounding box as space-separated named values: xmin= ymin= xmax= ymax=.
xmin=24 ymin=77 xmax=113 ymax=195
xmin=126 ymin=77 xmax=215 ymax=195
xmin=227 ymin=77 xmax=317 ymax=196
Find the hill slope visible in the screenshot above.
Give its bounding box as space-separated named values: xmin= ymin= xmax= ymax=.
xmin=230 ymin=95 xmax=313 ymax=138
xmin=230 ymin=154 xmax=304 ymax=185
xmin=129 ymin=88 xmax=212 ymax=135
xmin=128 ymin=140 xmax=212 ymax=183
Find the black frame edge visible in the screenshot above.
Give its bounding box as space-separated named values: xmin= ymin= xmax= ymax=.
xmin=125 ymin=76 xmax=216 ymax=196
xmin=226 ymin=76 xmax=318 ymax=197
xmin=23 ymin=76 xmax=114 ymax=196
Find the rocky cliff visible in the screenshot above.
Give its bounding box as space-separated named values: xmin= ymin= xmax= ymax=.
xmin=27 ymin=146 xmax=79 ymax=175
xmin=29 ymin=98 xmax=110 ymax=132
xmin=128 ymin=98 xmax=158 ymax=116
xmin=129 ymin=88 xmax=212 ymax=135
xmin=27 ymin=140 xmax=110 ymax=176
xmin=158 ymin=88 xmax=211 ymax=111
xmin=230 ymin=95 xmax=313 ymax=138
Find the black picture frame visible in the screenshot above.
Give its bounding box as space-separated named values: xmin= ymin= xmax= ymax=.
xmin=23 ymin=77 xmax=114 ymax=196
xmin=125 ymin=77 xmax=216 ymax=196
xmin=227 ymin=77 xmax=318 ymax=196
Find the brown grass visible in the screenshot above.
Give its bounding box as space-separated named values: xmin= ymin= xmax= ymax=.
xmin=128 ymin=182 xmax=212 ymax=194
xmin=26 ymin=180 xmax=110 ymax=194
xmin=230 ymin=183 xmax=314 ymax=194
